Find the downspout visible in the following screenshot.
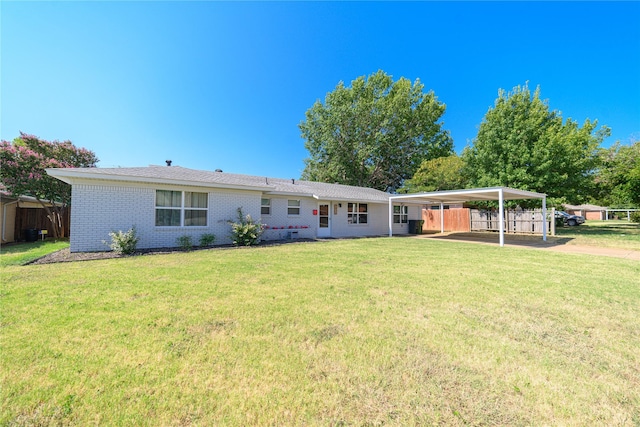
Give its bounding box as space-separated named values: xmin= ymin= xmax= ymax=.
xmin=440 ymin=202 xmax=444 ymax=234
xmin=388 ymin=198 xmax=393 ymax=237
xmin=2 ymin=200 xmax=19 ymax=242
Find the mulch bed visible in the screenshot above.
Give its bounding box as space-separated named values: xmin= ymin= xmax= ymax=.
xmin=28 ymin=238 xmax=320 ymax=265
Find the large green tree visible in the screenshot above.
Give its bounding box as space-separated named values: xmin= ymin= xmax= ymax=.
xmin=0 ymin=132 xmax=98 ymax=237
xmin=593 ymin=140 xmax=640 ymax=207
xmin=300 ymin=70 xmax=453 ymax=192
xmin=463 ymin=84 xmax=610 ymax=204
xmin=400 ymin=155 xmax=467 ymax=193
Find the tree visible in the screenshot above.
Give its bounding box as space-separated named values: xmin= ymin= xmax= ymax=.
xmin=0 ymin=132 xmax=98 ymax=238
xmin=462 ymin=84 xmax=610 ymax=205
xmin=400 ymin=155 xmax=467 ymax=193
xmin=300 ymin=70 xmax=453 ymax=192
xmin=593 ymin=140 xmax=640 ymax=207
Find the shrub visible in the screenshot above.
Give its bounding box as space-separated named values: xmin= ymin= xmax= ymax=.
xmin=199 ymin=233 xmax=216 ymax=247
xmin=630 ymin=211 xmax=640 ymax=223
xmin=105 ymin=227 xmax=139 ymax=255
xmin=228 ymin=207 xmax=264 ymax=246
xmin=176 ymin=235 xmax=194 ymax=251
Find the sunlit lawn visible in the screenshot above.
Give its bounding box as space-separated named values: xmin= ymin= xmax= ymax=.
xmin=2 ymin=237 xmax=638 ymax=425
xmin=555 ymin=219 xmax=640 ymax=250
xmin=0 ymin=239 xmax=70 ymax=267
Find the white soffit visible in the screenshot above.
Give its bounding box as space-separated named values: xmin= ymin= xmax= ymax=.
xmin=389 ymin=187 xmax=546 ymax=204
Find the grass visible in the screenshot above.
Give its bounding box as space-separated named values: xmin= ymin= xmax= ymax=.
xmin=2 ymin=238 xmax=639 ymax=426
xmin=555 ymin=220 xmax=640 ymax=250
xmin=0 ymin=239 xmax=69 ymax=267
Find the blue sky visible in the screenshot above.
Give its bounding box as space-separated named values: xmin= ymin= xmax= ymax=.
xmin=2 ymin=1 xmax=639 ymax=179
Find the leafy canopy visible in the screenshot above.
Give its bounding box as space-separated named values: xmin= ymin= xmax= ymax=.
xmin=593 ymin=140 xmax=640 ymax=207
xmin=300 ymin=70 xmax=453 ymax=192
xmin=1 ymin=132 xmax=98 ymax=237
xmin=401 ymin=155 xmax=467 ymax=193
xmin=463 ymin=84 xmax=609 ymax=205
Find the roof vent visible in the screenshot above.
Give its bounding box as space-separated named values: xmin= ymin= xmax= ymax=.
xmin=166 ymin=160 xmax=172 ymax=166
xmin=291 ymin=178 xmax=295 ymax=184
xmin=215 ymin=169 xmax=223 ymax=173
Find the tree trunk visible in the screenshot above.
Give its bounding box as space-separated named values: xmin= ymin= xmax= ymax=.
xmin=37 ymin=200 xmax=63 ymax=238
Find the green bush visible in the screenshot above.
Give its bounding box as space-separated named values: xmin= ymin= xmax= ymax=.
xmin=105 ymin=227 xmax=139 ymax=255
xmin=630 ymin=211 xmax=640 ymax=223
xmin=176 ymin=235 xmax=194 ymax=251
xmin=228 ymin=208 xmax=264 ymax=246
xmin=199 ymin=233 xmax=216 ymax=247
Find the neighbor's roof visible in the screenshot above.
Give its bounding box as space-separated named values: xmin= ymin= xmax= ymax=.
xmin=389 ymin=187 xmax=546 ymax=204
xmin=45 ymin=166 xmax=392 ymax=204
xmin=563 ymin=203 xmax=607 ymax=211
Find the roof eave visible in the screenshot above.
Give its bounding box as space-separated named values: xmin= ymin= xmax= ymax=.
xmin=45 ymin=169 xmax=274 ymax=191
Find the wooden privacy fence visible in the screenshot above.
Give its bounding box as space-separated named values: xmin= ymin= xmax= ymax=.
xmin=422 ymin=208 xmax=470 ymax=232
xmin=470 ymin=209 xmax=551 ymax=234
xmin=423 ymin=208 xmax=553 ymax=235
xmin=14 ymin=207 xmax=70 ymax=240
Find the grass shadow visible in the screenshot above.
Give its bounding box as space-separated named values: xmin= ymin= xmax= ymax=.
xmin=422 ymin=232 xmax=574 ymax=248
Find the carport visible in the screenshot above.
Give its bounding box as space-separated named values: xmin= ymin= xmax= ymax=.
xmin=389 ymin=187 xmax=547 ymax=247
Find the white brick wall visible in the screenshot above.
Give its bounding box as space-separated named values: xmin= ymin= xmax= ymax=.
xmin=259 ymin=196 xmax=317 ymax=241
xmin=70 ymin=183 xmax=263 ymax=252
xmin=69 ymin=182 xmax=414 ymax=252
xmin=318 ymin=202 xmax=418 ymax=237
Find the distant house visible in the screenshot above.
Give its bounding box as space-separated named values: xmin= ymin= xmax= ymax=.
xmin=46 ymin=166 xmax=421 ymax=252
xmin=563 ymin=204 xmax=607 ymax=220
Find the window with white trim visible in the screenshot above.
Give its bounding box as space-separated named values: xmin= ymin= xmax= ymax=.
xmin=261 ymin=198 xmax=271 ymax=215
xmin=155 ymin=190 xmax=208 ymax=226
xmin=287 ymin=199 xmax=300 ymax=215
xmin=393 ymin=205 xmax=408 ymax=224
xmin=347 ymin=203 xmax=368 ymax=224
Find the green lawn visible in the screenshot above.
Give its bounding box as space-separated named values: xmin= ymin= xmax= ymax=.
xmin=0 ymin=239 xmax=70 ymax=267
xmin=555 ymin=219 xmax=640 ymax=250
xmin=2 ymin=238 xmax=639 ymax=425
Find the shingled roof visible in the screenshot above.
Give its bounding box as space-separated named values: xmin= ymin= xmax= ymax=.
xmin=46 ymin=166 xmax=392 ymax=204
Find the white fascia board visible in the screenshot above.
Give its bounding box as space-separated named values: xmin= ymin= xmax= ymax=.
xmin=45 ymin=168 xmax=274 ymax=191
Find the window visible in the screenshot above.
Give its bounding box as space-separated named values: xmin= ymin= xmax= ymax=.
xmin=156 ymin=190 xmax=207 ymax=227
xmin=287 ymin=199 xmax=300 ymax=215
xmin=261 ymin=198 xmax=271 ymax=215
xmin=347 ymin=203 xmax=368 ymax=224
xmin=430 ymin=205 xmax=450 ymax=210
xmin=393 ymin=205 xmax=408 ymax=224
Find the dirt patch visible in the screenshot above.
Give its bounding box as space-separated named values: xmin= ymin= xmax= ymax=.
xmin=416 ymin=232 xmax=640 ymax=260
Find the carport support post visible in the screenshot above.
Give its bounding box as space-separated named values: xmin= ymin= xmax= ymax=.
xmin=542 ymin=197 xmax=547 ymax=241
xmin=440 ymin=202 xmax=444 ymax=233
xmin=498 ymin=188 xmax=505 ymax=247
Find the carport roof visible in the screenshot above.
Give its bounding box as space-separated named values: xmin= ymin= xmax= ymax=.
xmin=389 ymin=186 xmax=546 ymax=204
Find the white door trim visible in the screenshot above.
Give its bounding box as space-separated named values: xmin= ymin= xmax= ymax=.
xmin=317 ymin=202 xmax=331 ymax=238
